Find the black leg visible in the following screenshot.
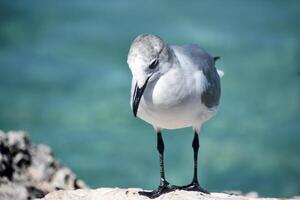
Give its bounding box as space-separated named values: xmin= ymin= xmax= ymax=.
xmin=157 ymin=131 xmax=167 ymax=186
xmin=179 ymin=130 xmax=209 ymax=194
xmin=139 ymin=131 xmax=175 ymax=199
xmin=192 ymin=130 xmax=199 ymax=183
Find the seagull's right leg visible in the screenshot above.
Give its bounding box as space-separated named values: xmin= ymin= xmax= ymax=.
xmin=179 ymin=130 xmax=209 ymax=194
xmin=139 ymin=131 xmax=175 ymax=199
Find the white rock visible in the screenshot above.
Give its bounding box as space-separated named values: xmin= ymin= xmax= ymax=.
xmin=38 ymin=188 xmax=295 ymax=200
xmin=0 ymin=130 xmax=87 ymax=200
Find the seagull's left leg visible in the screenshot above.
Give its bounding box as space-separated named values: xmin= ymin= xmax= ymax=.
xmin=139 ymin=131 xmax=175 ymax=198
xmin=179 ymin=129 xmax=209 ymax=193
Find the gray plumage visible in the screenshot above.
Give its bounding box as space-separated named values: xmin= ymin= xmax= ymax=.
xmin=171 ymin=44 xmax=221 ymax=108
xmin=127 ymin=34 xmax=224 ymax=197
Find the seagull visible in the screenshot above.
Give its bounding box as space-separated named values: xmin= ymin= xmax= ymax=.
xmin=127 ymin=34 xmax=224 ymax=199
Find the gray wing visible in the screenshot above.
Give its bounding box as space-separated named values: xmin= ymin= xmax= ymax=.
xmin=182 ymin=44 xmax=221 ymax=108
xmin=201 ymin=62 xmax=221 ymax=108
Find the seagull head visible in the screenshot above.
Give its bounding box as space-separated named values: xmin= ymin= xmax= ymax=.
xmin=127 ymin=34 xmax=173 ymax=117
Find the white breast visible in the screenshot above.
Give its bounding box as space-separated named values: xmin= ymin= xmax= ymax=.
xmin=136 ymin=67 xmax=217 ymax=130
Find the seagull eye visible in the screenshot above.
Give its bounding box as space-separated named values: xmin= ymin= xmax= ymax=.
xmin=149 ymin=59 xmax=159 ymax=70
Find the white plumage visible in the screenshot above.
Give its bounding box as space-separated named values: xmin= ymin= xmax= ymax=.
xmin=127 ymin=34 xmax=223 ymax=198
xmin=128 ymin=38 xmax=223 ymax=130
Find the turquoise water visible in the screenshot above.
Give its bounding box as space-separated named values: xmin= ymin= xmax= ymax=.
xmin=0 ymin=0 xmax=299 ymax=197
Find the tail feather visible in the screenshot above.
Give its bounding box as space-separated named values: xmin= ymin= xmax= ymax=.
xmin=217 ymin=69 xmax=224 ymax=78
xmin=214 ymin=56 xmax=221 ymax=61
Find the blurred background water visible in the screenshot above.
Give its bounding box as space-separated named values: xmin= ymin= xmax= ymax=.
xmin=0 ymin=0 xmax=299 ymax=198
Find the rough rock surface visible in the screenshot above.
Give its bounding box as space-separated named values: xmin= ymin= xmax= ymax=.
xmin=0 ymin=130 xmax=87 ymax=200
xmin=39 ymin=188 xmax=299 ymax=200
xmin=1 ymin=131 xmax=298 ymax=200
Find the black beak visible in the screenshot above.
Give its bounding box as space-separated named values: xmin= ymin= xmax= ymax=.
xmin=132 ymin=76 xmax=151 ymax=117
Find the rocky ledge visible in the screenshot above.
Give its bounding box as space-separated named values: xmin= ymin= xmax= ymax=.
xmin=0 ymin=130 xmax=87 ymax=200
xmin=39 ymin=188 xmax=298 ymax=200
xmin=1 ymin=130 xmax=298 ymax=200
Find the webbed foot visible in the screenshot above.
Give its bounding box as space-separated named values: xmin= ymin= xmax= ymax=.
xmin=179 ymin=181 xmax=209 ymax=194
xmin=139 ymin=181 xmax=176 ymax=199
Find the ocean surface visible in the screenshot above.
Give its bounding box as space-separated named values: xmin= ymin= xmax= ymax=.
xmin=0 ymin=0 xmax=299 ymax=197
